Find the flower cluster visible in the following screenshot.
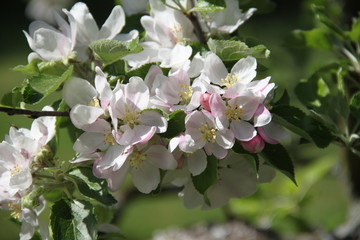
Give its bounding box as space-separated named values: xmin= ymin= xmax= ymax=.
xmin=0 ymin=107 xmax=55 ymax=240
xmin=2 ymin=1 xmax=293 ymax=237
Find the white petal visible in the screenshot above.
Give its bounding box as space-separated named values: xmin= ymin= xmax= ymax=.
xmin=70 ymin=105 xmax=104 ymax=130
xmin=98 ymin=5 xmax=125 ymax=40
xmin=139 ymin=110 xmax=167 ymax=133
xmin=131 ymin=162 xmax=160 ymax=193
xmin=231 ymin=56 xmax=257 ymax=84
xmin=187 ymin=150 xmax=207 ymax=176
xmin=146 ymin=145 xmax=177 ymax=170
xmin=204 ymin=53 xmax=228 ymax=85
xmin=63 ymin=77 xmax=97 ymax=108
xmin=230 ymin=120 xmax=256 ymax=141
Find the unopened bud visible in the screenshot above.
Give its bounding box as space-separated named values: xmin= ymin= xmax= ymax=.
xmin=241 ymin=135 xmax=265 ymax=153
xmin=200 ymin=93 xmax=211 ymax=111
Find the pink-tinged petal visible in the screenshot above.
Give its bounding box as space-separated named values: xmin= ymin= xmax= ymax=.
xmin=139 ymin=110 xmax=167 ymax=133
xmin=131 ymin=162 xmax=160 ymax=193
xmin=63 ymin=77 xmax=97 ymax=108
xmin=185 ymin=110 xmax=204 ymax=129
xmin=230 ymin=56 xmax=257 ymax=84
xmin=169 ymin=136 xmax=180 ymax=152
xmin=253 ymin=104 xmax=272 ymax=127
xmin=106 ymin=161 xmax=130 ymax=192
xmin=216 ymin=129 xmax=235 ymax=149
xmin=145 ymin=65 xmax=163 ymax=95
xmin=125 ymin=77 xmax=150 ymax=110
xmin=179 ymin=132 xmax=205 ymax=153
xmin=209 ymin=93 xmax=226 ymax=118
xmin=31 ymin=108 xmax=56 ymax=146
xmin=258 ymin=121 xmax=290 ymax=144
xmin=73 ymin=132 xmax=109 ymax=153
xmin=146 ymin=145 xmax=177 ymax=170
xmin=200 ymin=93 xmax=211 ymax=111
xmin=83 ymin=119 xmax=112 ymax=133
xmin=204 ymin=143 xmax=228 ymax=159
xmin=119 ymin=125 xmax=156 ymax=146
xmin=95 ymin=67 xmax=112 ymax=110
xmin=203 ymin=53 xmax=228 ymax=85
xmin=70 ymin=105 xmax=104 ymax=130
xmin=230 ymin=120 xmax=256 ymax=141
xmin=187 ymin=150 xmax=207 ymax=176
xmin=223 ymin=82 xmax=246 ymax=98
xmin=97 ymin=145 xmax=132 ymax=170
xmin=228 ymin=95 xmax=260 ymax=121
xmin=241 ymin=134 xmax=265 ymax=153
xmin=98 ymin=5 xmax=125 ymax=40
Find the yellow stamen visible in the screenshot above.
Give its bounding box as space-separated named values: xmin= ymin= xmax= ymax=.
xmin=11 ymin=165 xmax=21 ymax=176
xmin=104 ymin=132 xmax=115 ymax=145
xmin=199 ymin=123 xmax=217 ymax=143
xmin=221 ymin=74 xmax=238 ymax=87
xmin=225 ymin=105 xmax=243 ymax=121
xmin=8 ymin=202 xmax=21 ymax=219
xmin=129 ymin=151 xmax=147 ymax=167
xmin=121 ymin=108 xmax=141 ymax=129
xmin=88 ymin=97 xmax=100 ymax=107
xmin=178 ymin=84 xmax=193 ymax=104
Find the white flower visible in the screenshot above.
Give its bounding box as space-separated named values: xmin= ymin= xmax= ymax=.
xmin=121 ymin=0 xmax=148 ymax=15
xmin=63 ymin=2 xmax=125 ymax=60
xmin=23 ymin=13 xmax=76 ymax=62
xmin=201 ymin=0 xmax=256 ymax=34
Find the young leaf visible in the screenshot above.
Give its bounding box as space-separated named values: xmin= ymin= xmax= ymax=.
xmin=207 ymin=38 xmax=270 ymax=61
xmin=159 ymin=110 xmax=186 ymax=138
xmin=29 ymin=65 xmax=73 ymax=96
xmin=288 ymin=29 xmax=331 ymax=50
xmin=12 ymin=58 xmax=41 ymax=76
xmin=191 ymin=0 xmax=226 ymax=13
xmin=271 ymin=105 xmax=333 ymax=148
xmin=350 ymin=92 xmax=360 ymax=119
xmin=90 ymin=38 xmax=143 ymax=66
xmin=126 ymin=62 xmax=160 ymax=79
xmin=261 ymin=143 xmax=296 ymax=185
xmin=192 ymin=155 xmax=218 ymax=194
xmin=349 ymin=17 xmax=360 ymax=42
xmin=67 ymin=167 xmax=117 ymax=205
xmin=50 ymin=199 xmax=97 ymax=240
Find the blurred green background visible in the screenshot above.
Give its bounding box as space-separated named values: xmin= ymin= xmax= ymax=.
xmin=0 ymin=0 xmax=359 ymax=239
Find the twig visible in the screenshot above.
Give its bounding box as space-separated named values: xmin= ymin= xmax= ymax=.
xmin=187 ymin=0 xmax=207 ymax=44
xmin=0 ymin=107 xmax=70 ymax=118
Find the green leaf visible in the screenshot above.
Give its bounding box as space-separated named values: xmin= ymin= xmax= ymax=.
xmin=68 ymin=167 xmax=117 ymax=205
xmin=50 ymin=199 xmax=97 ymax=240
xmin=22 ymin=83 xmax=44 ymax=104
xmin=207 ymin=38 xmax=270 ymax=61
xmin=349 ymin=17 xmax=360 ymax=42
xmin=191 ymin=0 xmax=226 ymax=13
xmin=12 ymin=59 xmax=41 ymax=76
xmin=29 ymin=65 xmax=73 ymax=95
xmin=261 ymin=143 xmax=296 ymax=185
xmin=1 ymin=87 xmax=23 ymax=107
xmin=192 ymin=155 xmax=218 ymax=194
xmin=350 ymin=92 xmax=360 ymax=119
xmin=289 ymin=29 xmax=331 ymax=50
xmin=159 ymin=110 xmax=186 ymax=138
xmin=90 ymin=38 xmax=143 ymax=66
xmin=126 ymin=62 xmax=160 ymax=79
xmin=271 ymin=105 xmax=333 ymax=148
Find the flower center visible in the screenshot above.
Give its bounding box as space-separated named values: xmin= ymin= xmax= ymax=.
xmin=121 ymin=108 xmax=141 ymax=129
xmin=88 ymin=97 xmax=100 ymax=107
xmin=199 ymin=123 xmax=217 ymax=143
xmin=129 ymin=151 xmax=147 ymax=167
xmin=11 ymin=165 xmax=22 ymax=176
xmin=104 ymin=131 xmax=115 ymax=145
xmin=225 ymin=105 xmax=243 ymax=121
xmin=221 ymin=74 xmax=238 ymax=87
xmin=8 ymin=202 xmax=21 ymax=219
xmin=169 ymin=24 xmax=183 ymax=43
xmin=178 ymin=84 xmax=193 ymax=104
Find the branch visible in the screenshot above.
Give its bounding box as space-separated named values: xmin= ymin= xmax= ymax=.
xmin=0 ymin=107 xmax=70 ymax=118
xmin=187 ymin=0 xmax=207 ymax=44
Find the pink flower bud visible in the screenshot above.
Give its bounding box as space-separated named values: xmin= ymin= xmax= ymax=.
xmin=241 ymin=135 xmax=265 ymax=153
xmin=200 ymin=93 xmax=211 ymax=111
